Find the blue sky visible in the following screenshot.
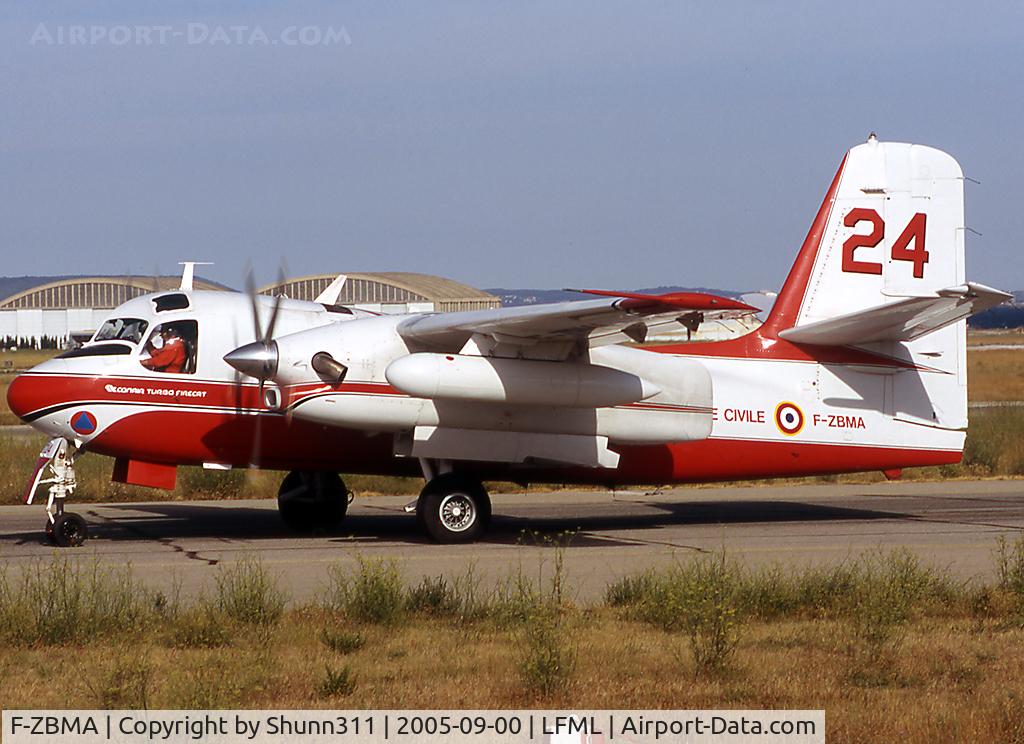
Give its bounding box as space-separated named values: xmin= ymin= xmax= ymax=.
xmin=1 ymin=2 xmax=1022 ymax=291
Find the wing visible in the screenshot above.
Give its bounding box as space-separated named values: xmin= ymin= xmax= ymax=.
xmin=778 ymin=282 xmax=1011 ymax=346
xmin=397 ymin=290 xmax=757 ymax=359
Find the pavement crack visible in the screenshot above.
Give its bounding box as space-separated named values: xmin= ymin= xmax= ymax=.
xmin=85 ymin=509 xmax=220 ymax=565
xmin=902 ymin=514 xmax=1024 ymax=532
xmin=580 ymin=531 xmax=712 ymax=552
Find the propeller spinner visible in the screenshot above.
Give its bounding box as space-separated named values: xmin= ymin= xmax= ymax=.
xmin=223 ymin=267 xmax=284 ymax=384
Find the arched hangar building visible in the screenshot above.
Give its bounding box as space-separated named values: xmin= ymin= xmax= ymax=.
xmin=258 ymin=272 xmax=500 ymax=314
xmin=0 ymin=272 xmax=500 ymax=345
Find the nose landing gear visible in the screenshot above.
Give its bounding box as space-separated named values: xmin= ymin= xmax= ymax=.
xmin=26 ymin=438 xmax=88 ymax=547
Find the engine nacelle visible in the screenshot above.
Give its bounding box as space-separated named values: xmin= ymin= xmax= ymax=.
xmin=385 ymin=353 xmax=660 ymax=408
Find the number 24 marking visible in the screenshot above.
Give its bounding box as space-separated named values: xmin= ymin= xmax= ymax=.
xmin=841 ymin=209 xmax=929 ymax=278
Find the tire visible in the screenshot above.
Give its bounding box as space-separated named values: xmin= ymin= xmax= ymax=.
xmin=417 ymin=474 xmax=490 ymax=544
xmin=277 ymin=470 xmax=348 ymax=532
xmin=52 ymin=513 xmax=88 ymax=548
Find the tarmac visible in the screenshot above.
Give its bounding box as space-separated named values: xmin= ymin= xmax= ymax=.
xmin=1 ymin=480 xmax=1022 ymax=602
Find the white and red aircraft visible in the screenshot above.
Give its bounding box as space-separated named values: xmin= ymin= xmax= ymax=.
xmin=7 ymin=138 xmax=1010 ymax=546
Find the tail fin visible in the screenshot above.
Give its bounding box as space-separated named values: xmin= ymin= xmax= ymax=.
xmin=761 ymin=137 xmax=1011 ymax=432
xmin=763 ymin=135 xmax=975 ymax=337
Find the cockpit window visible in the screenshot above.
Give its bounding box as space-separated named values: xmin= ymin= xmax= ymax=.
xmin=140 ymin=320 xmax=199 ymax=374
xmin=93 ymin=317 xmax=149 ymax=344
xmin=153 ymin=293 xmax=190 ymax=312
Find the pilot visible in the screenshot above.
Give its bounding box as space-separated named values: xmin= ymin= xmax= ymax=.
xmin=141 ymin=326 xmax=187 ymax=374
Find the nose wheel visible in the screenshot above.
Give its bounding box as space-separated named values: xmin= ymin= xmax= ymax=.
xmin=47 ymin=509 xmax=88 ymax=547
xmin=417 ymin=473 xmax=491 ymax=543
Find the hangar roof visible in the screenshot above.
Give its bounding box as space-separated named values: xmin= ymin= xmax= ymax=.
xmin=259 ymin=272 xmax=500 ymax=311
xmin=0 ymin=276 xmax=226 ymax=310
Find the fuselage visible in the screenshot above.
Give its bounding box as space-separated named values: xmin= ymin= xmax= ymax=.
xmin=6 ymin=289 xmax=963 ymax=489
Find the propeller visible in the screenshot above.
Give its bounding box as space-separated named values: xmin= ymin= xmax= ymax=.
xmin=224 ymin=266 xmax=284 ymax=386
xmin=223 ymin=264 xmax=349 ymax=468
xmin=223 ymin=265 xmax=288 ymax=469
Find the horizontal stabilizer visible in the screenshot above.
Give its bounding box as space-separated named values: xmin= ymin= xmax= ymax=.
xmin=778 ymin=282 xmax=1011 ymax=346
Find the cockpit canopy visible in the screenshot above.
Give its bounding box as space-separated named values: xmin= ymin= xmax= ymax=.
xmin=93 ymin=317 xmax=149 ymax=345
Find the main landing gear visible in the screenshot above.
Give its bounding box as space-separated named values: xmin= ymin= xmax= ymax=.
xmin=414 ymin=464 xmax=491 ymax=544
xmin=28 ymin=438 xmax=88 ymax=547
xmin=276 ymin=465 xmax=493 ymax=543
xmin=277 ymin=470 xmax=351 ymax=531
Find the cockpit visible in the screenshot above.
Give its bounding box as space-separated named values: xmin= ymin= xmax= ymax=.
xmin=56 ymin=308 xmax=199 ymax=375
xmin=94 ymin=317 xmax=150 ymax=344
xmin=140 ymin=320 xmax=198 ymax=374
xmin=56 ymin=317 xmax=150 ymax=359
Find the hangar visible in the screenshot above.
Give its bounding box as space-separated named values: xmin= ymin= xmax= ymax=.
xmin=259 ymin=272 xmax=501 ymax=314
xmin=0 ymin=272 xmax=501 ymax=345
xmin=0 ymin=276 xmax=225 ymax=347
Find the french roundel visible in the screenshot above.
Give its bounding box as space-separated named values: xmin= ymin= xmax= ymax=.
xmin=70 ymin=411 xmax=97 ymax=436
xmin=774 ymin=402 xmax=804 ymax=436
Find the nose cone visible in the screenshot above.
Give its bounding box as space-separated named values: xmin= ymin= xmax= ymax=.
xmin=6 ymin=374 xmax=34 ymax=422
xmin=224 ymin=340 xmax=279 ymax=381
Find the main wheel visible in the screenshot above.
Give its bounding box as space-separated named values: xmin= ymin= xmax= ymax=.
xmin=277 ymin=470 xmax=348 ymax=532
xmin=417 ymin=474 xmax=491 ymax=544
xmin=51 ymin=512 xmax=88 ymax=547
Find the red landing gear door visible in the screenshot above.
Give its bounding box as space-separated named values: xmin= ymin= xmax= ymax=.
xmin=24 ymin=437 xmax=63 ymax=504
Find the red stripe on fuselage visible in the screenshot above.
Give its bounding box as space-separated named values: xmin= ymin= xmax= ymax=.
xmin=86 ymin=406 xmax=960 ymax=484
xmin=8 ymin=372 xmax=401 ymax=419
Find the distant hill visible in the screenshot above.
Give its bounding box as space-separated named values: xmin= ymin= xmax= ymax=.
xmin=970 ymin=304 xmax=1024 ymax=329
xmin=0 ymin=276 xmax=68 ymax=302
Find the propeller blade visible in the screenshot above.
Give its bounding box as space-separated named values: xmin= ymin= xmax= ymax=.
xmin=249 ymin=407 xmax=264 ymax=469
xmin=263 ymin=267 xmax=286 ymax=344
xmin=244 ymin=265 xmax=264 ymax=342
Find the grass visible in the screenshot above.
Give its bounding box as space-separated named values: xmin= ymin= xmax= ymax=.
xmin=325 ymin=556 xmax=407 ymax=625
xmin=318 ymin=664 xmax=357 ymax=698
xmin=2 ymin=547 xmax=1024 ymax=741
xmin=515 ymin=540 xmax=577 ymax=697
xmin=968 ymin=349 xmax=1024 ymax=401
xmin=0 ymin=558 xmax=167 ymax=645
xmin=962 ymin=406 xmax=1024 ymax=475
xmin=214 ymin=554 xmax=287 ymax=626
xmin=89 ymin=652 xmax=154 ymax=708
xmin=0 ymin=348 xmax=59 ymax=371
xmin=0 ymin=377 xmax=15 ymax=426
xmin=968 ymin=330 xmax=1024 ymax=346
xmin=320 ymin=629 xmax=366 ymax=654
